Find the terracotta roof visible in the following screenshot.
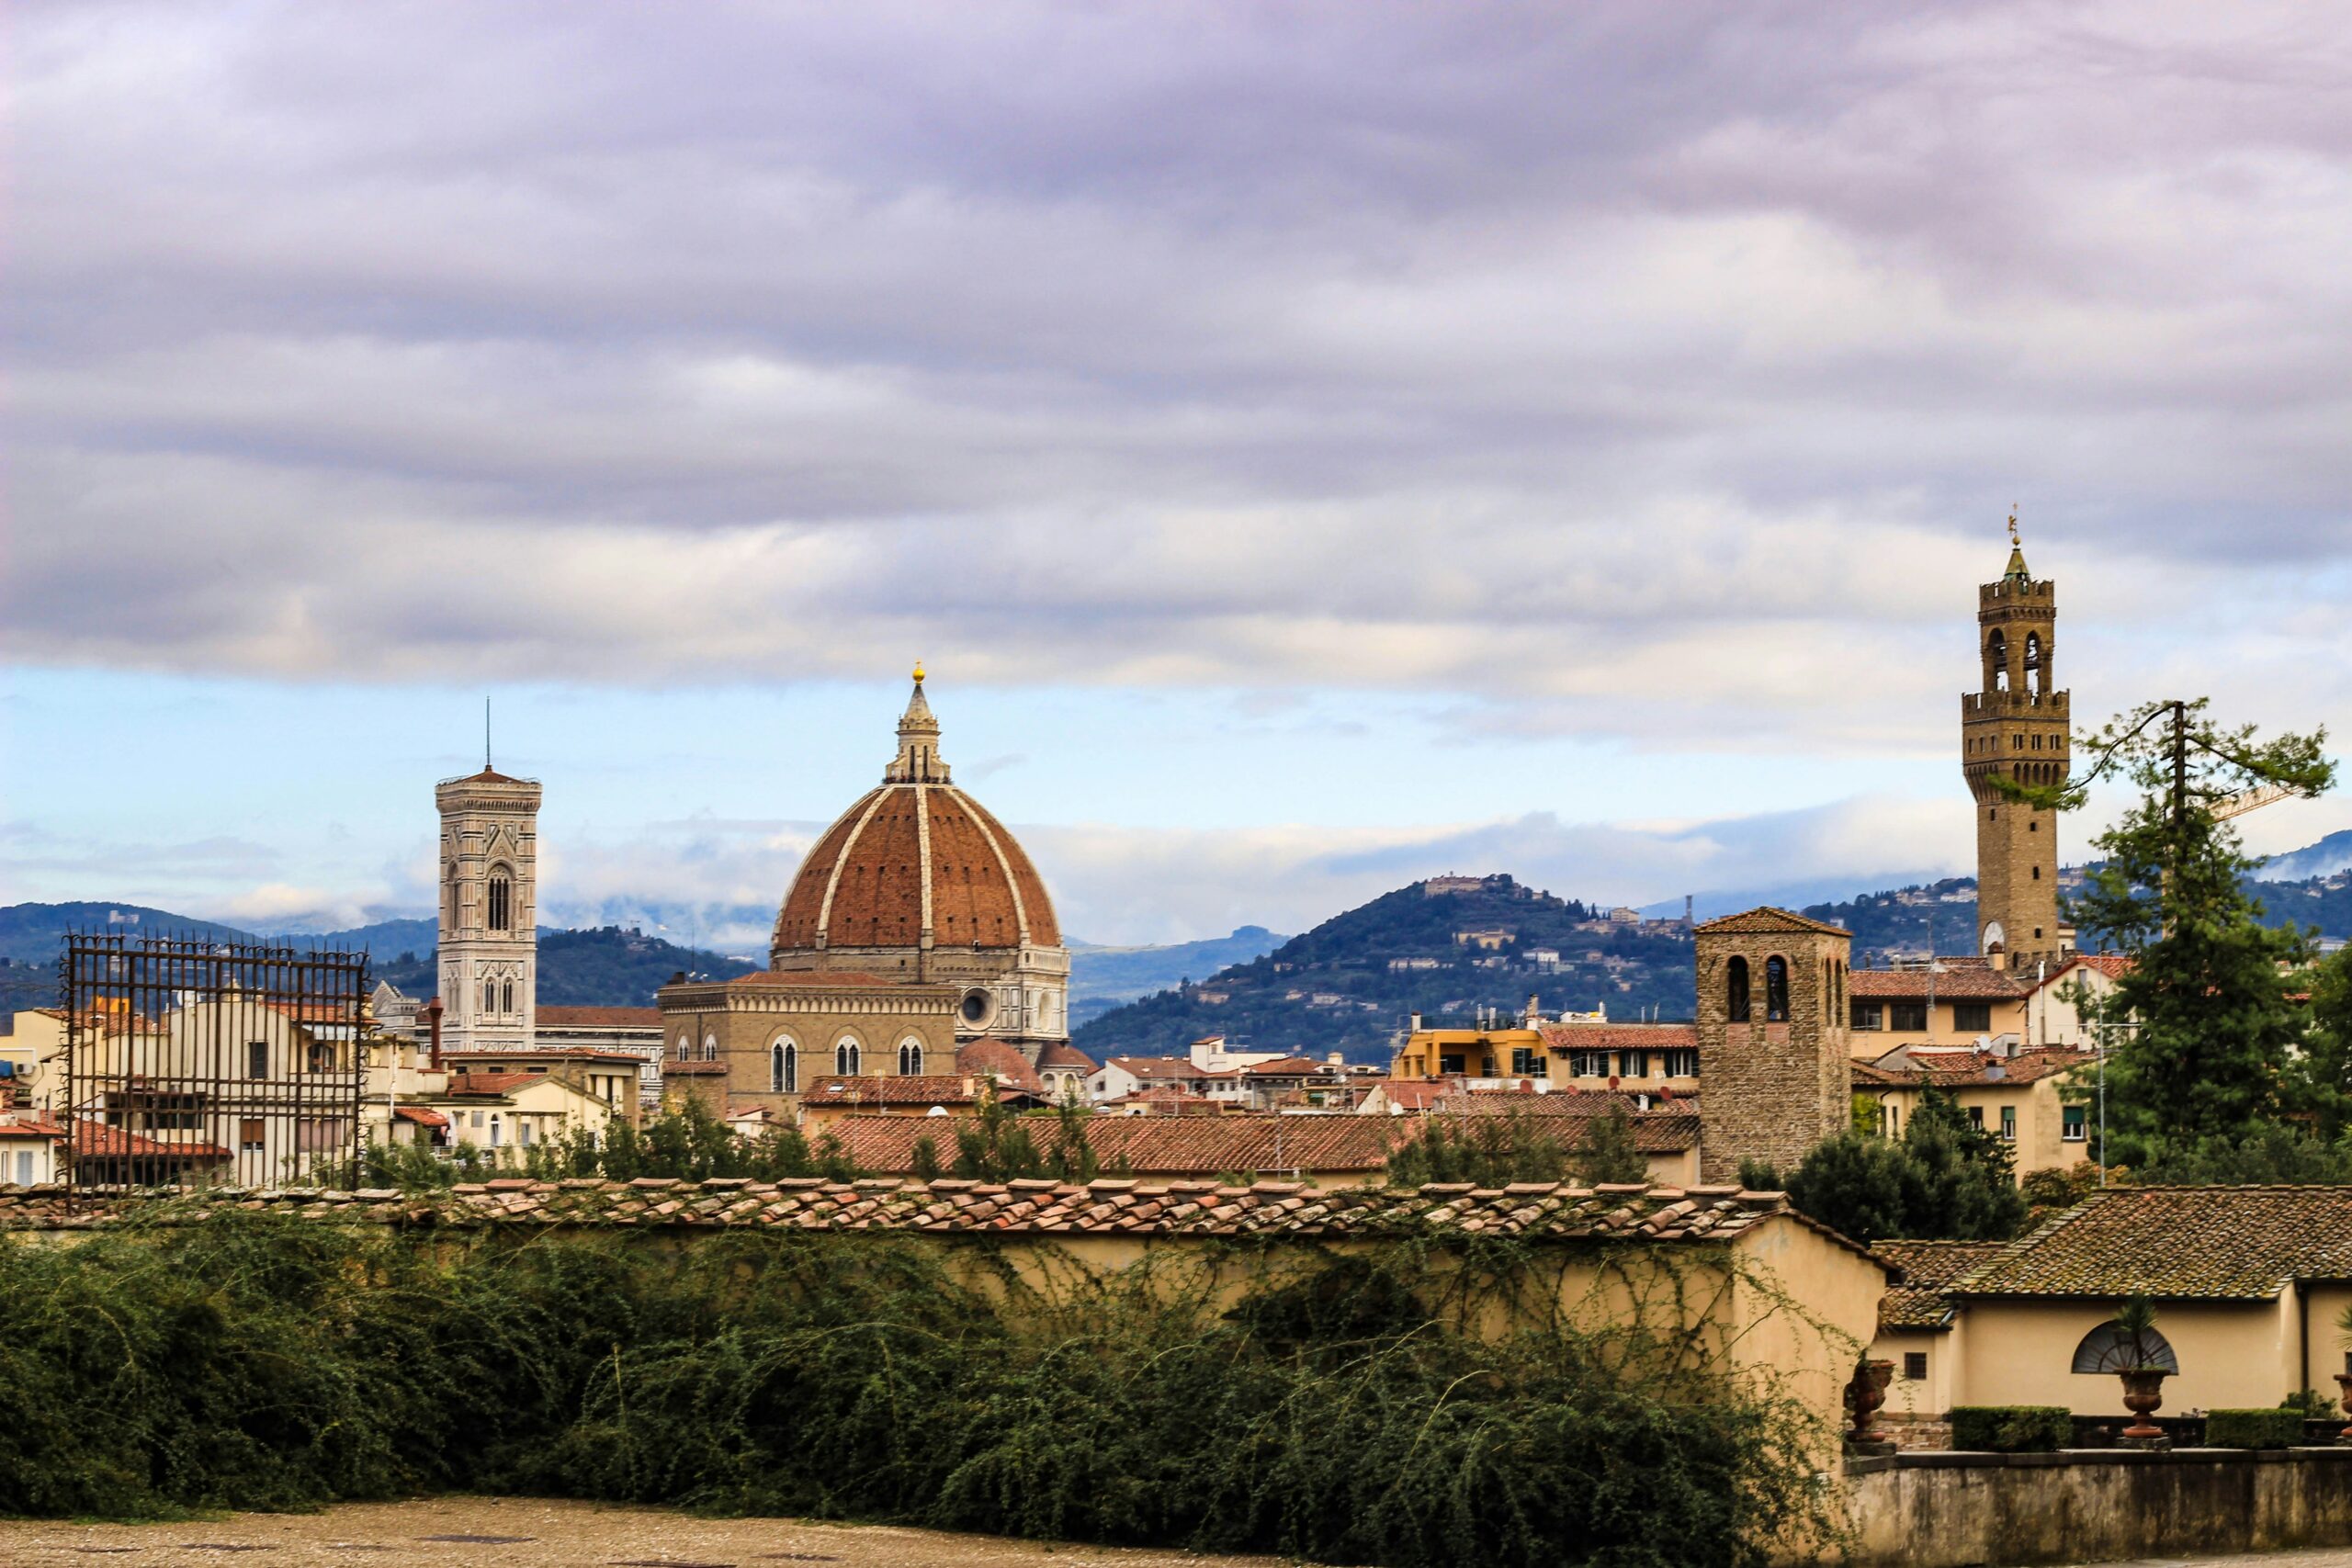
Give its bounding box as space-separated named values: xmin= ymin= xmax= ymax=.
xmin=68 ymin=1121 xmax=232 ymax=1159
xmin=956 ymin=1040 xmax=1046 ymax=1095
xmin=535 ymin=1007 xmax=663 ymax=1029
xmin=2052 ymin=953 xmax=2134 ymax=981
xmin=831 ymin=1112 xmax=1409 ymax=1177
xmin=772 ymin=781 xmax=1061 ymax=954
xmin=1239 ymin=1055 xmax=1330 ymax=1077
xmin=1536 ymin=1022 xmax=1700 ymax=1050
xmin=804 ymin=1074 xmax=983 ymax=1107
xmin=446 ymin=767 xmax=531 ymax=785
xmin=393 ymin=1106 xmax=449 ymax=1129
xmin=1871 ymin=1240 xmax=2010 ymax=1330
xmin=1035 ymin=1043 xmax=1099 ymax=1072
xmin=1955 ymin=1188 xmax=2352 ymax=1302
xmin=1105 ymin=1056 xmax=1206 ymax=1082
xmin=443 ymin=1071 xmax=537 ymax=1094
xmin=1422 ymin=1107 xmax=1701 ymax=1155
xmin=0 ymin=1114 xmax=68 ymax=1140
xmin=0 ymin=1177 xmax=1872 ymax=1258
xmin=1853 ymin=1048 xmax=2084 ymax=1089
xmin=1849 ymin=967 xmax=2030 ymax=1000
xmin=1695 ymin=907 xmax=1850 ymax=937
xmin=1438 ymin=1089 xmax=1696 ymax=1117
xmin=1374 ymin=1079 xmax=1450 ymax=1111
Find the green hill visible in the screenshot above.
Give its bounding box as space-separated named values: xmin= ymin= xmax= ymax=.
xmin=1073 ymin=875 xmax=1695 ymax=1064
xmin=375 ymin=926 xmax=759 ymax=1007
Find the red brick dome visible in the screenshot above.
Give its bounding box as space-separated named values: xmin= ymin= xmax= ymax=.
xmin=770 ymin=673 xmax=1060 ymax=958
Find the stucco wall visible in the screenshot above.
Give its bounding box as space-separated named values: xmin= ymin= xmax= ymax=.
xmin=1845 ymin=1449 xmax=2352 ymax=1567
xmin=1953 ymin=1294 xmax=2303 ymax=1416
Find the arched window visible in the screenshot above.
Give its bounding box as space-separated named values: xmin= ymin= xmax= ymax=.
xmin=675 ymin=1034 xmax=691 ymax=1061
xmin=2024 ymin=632 xmax=2046 ymax=694
xmin=899 ymin=1039 xmax=924 ymax=1076
xmin=771 ymin=1041 xmax=797 ymax=1094
xmin=501 ymin=979 xmax=514 ymax=1013
xmin=1985 ymin=630 xmax=2008 ymax=692
xmin=702 ymin=1033 xmax=718 ymax=1062
xmin=1726 ymin=956 xmax=1751 ymax=1023
xmin=836 ymin=1038 xmax=862 ymax=1076
xmin=1823 ymin=958 xmax=1834 ymax=1021
xmin=488 ymin=869 xmax=513 ymax=932
xmin=2071 ymin=1321 xmax=2178 ymax=1374
xmin=1765 ymin=956 xmax=1790 ymax=1022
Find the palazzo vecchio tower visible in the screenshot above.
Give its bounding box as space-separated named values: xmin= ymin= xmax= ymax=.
xmin=1961 ymin=518 xmax=2070 ymax=969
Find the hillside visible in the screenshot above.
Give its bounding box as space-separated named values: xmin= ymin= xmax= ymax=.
xmin=1073 ymin=875 xmax=1695 ymax=1064
xmin=1069 ymin=926 xmax=1286 ymax=1024
xmin=374 ymin=926 xmax=760 ymax=1006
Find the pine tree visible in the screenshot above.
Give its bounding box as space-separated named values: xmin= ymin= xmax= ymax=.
xmin=2007 ymin=698 xmax=2333 ymax=1160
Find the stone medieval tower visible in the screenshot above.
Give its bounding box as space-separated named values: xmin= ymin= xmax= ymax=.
xmin=1694 ymin=908 xmax=1851 ymax=1185
xmin=1962 ymin=521 xmax=2069 ymax=968
xmin=435 ymin=760 xmax=541 ymax=1052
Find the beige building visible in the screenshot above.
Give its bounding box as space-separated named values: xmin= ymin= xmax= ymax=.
xmin=1871 ymin=1187 xmax=2352 ymax=1426
xmin=432 ymin=1046 xmax=644 ymax=1129
xmin=1853 ymin=1046 xmax=2089 ymax=1176
xmin=1846 ymin=964 xmax=2030 ymax=1055
xmin=655 ymin=970 xmax=963 ymax=1122
xmin=1388 ymin=1020 xmax=1699 ymax=1096
xmin=409 ymin=1066 xmax=628 ymax=1165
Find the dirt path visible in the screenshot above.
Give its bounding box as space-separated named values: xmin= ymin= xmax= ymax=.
xmin=0 ymin=1498 xmax=1310 ymax=1568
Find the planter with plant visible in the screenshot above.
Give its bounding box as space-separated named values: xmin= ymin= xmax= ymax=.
xmin=2113 ymin=1295 xmax=2170 ymax=1443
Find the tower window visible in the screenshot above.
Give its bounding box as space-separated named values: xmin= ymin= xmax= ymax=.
xmin=772 ymin=1042 xmax=797 ymax=1093
xmin=1765 ymin=956 xmax=1790 ymax=1022
xmin=2032 ymin=865 xmax=2041 ymax=880
xmin=899 ymin=1040 xmax=924 ymax=1076
xmin=1726 ymin=956 xmax=1750 ymax=1023
xmin=836 ymin=1039 xmax=862 ymax=1076
xmin=488 ymin=871 xmax=513 ymax=932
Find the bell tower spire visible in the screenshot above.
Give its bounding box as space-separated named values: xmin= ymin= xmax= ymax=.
xmin=1962 ymin=513 xmax=2069 ymax=968
xmin=884 ymin=661 xmax=952 ymax=784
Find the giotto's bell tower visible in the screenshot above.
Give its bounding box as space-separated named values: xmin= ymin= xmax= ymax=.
xmin=435 ymin=759 xmax=541 ymax=1052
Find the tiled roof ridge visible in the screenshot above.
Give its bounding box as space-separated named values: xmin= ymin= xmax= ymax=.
xmin=0 ymin=1176 xmax=1871 ymax=1255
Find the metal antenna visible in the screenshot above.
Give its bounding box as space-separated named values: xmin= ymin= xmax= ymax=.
xmin=484 ymin=696 xmax=492 ymax=770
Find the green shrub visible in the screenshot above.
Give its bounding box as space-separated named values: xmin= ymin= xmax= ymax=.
xmin=0 ymin=1213 xmax=1834 ymax=1568
xmin=1949 ymin=1405 xmax=2071 ymax=1452
xmin=2205 ymin=1408 xmax=2306 ymax=1449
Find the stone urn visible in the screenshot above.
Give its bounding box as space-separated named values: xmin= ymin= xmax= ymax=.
xmin=2333 ymin=1372 xmax=2352 ymax=1442
xmin=1849 ymin=1358 xmax=1895 ymax=1445
xmin=2119 ymin=1368 xmax=2170 ymax=1440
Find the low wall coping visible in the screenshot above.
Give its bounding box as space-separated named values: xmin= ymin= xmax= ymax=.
xmin=1895 ymin=1447 xmax=2352 ymax=1470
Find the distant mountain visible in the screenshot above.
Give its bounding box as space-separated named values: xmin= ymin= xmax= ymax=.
xmin=0 ymin=902 xmax=260 ymax=963
xmin=1068 ymin=926 xmax=1287 ymax=1024
xmin=376 ymin=927 xmax=759 ymax=1007
xmin=1074 ymin=875 xmax=1695 ymax=1065
xmin=2262 ymin=829 xmax=2352 ymax=883
xmin=270 ymin=916 xmax=442 ymax=958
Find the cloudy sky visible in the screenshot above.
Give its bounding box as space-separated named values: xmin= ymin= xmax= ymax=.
xmin=5 ymin=2 xmax=2350 ymax=947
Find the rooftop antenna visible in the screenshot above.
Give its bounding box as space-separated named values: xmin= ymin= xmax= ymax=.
xmin=484 ymin=696 xmax=492 ymax=771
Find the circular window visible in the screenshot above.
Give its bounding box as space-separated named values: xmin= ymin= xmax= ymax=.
xmin=960 ymin=988 xmax=995 ymax=1027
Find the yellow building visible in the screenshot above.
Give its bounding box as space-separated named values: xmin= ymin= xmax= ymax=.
xmin=1389 ymin=1020 xmax=1699 ymax=1097
xmin=1852 ymin=1046 xmax=2089 ymax=1178
xmin=1846 ymin=964 xmax=2030 ymax=1055
xmin=1871 ymin=1187 xmax=2352 ymax=1426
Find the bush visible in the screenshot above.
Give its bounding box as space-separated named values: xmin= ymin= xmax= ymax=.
xmin=1949 ymin=1405 xmax=2071 ymax=1452
xmin=0 ymin=1214 xmax=1834 ymax=1568
xmin=2205 ymin=1408 xmax=2306 ymax=1450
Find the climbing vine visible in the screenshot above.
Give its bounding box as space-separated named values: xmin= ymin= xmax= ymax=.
xmin=0 ymin=1214 xmax=1840 ymax=1567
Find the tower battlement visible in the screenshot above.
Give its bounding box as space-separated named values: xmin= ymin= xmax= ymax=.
xmin=1963 ymin=533 xmax=2069 ymax=967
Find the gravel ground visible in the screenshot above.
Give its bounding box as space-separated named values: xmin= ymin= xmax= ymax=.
xmin=0 ymin=1499 xmax=1312 ymax=1568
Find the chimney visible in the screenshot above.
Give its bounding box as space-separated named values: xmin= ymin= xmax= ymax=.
xmin=1408 ymin=1011 xmax=1423 ymax=1032
xmin=424 ymin=997 xmax=446 ymax=1070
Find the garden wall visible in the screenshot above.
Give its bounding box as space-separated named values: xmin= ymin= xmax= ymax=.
xmin=1845 ymin=1448 xmax=2352 ymax=1566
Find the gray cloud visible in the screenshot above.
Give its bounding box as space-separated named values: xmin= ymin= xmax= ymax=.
xmin=6 ymin=1 xmax=2350 ymax=751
